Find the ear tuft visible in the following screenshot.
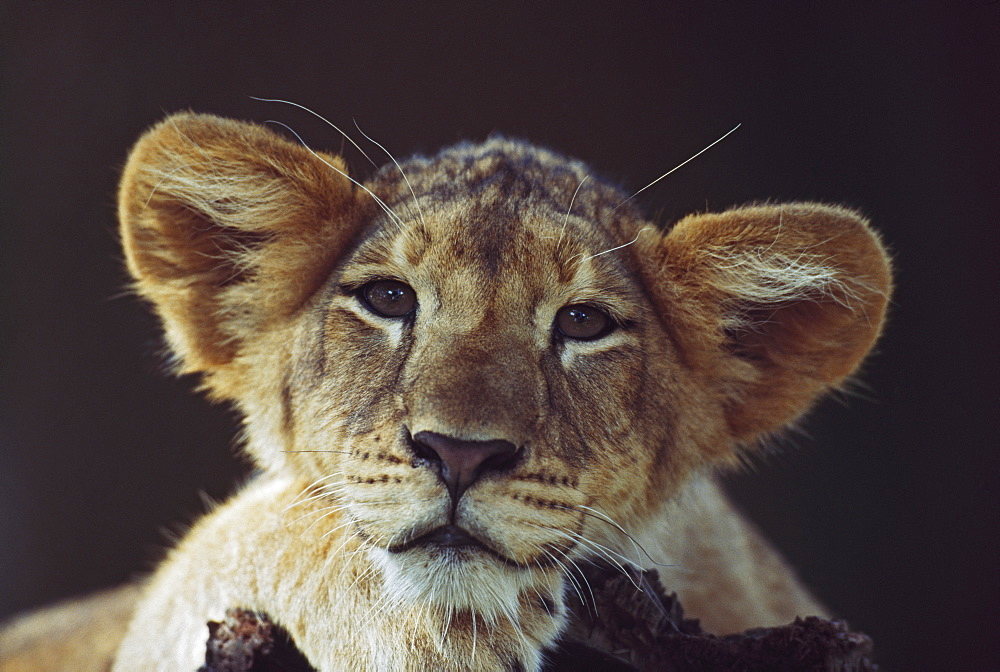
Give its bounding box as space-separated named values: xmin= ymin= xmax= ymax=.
xmin=119 ymin=113 xmax=363 ymax=374
xmin=637 ymin=203 xmax=892 ymax=443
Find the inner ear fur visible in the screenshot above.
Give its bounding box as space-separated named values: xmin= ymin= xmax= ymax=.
xmin=637 ymin=203 xmax=892 ymax=445
xmin=119 ymin=113 xmax=363 ymax=375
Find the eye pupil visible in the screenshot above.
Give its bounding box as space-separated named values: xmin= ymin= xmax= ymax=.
xmin=362 ymin=280 xmax=417 ymax=317
xmin=556 ymin=304 xmax=612 ymax=340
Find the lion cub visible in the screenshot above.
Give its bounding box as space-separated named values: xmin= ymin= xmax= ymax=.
xmin=3 ymin=113 xmax=892 ymax=671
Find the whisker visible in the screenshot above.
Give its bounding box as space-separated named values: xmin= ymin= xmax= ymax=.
xmin=573 ymin=226 xmax=651 ymax=265
xmin=563 ymin=553 xmax=598 ymax=617
xmin=263 ymin=120 xmax=403 ymax=227
xmin=353 ymin=119 xmax=428 ymax=229
xmin=598 ymin=124 xmax=743 ymax=234
xmin=531 ymin=542 xmax=583 ymax=606
xmin=301 ymin=506 xmax=352 ymax=534
xmin=601 ymin=123 xmax=741 ymax=224
xmin=284 ymin=475 xmax=345 ymax=512
xmin=282 ymin=449 xmax=354 ymax=454
xmin=540 ymin=514 xmax=686 ymax=629
xmin=287 ymin=503 xmax=343 ymax=528
xmin=558 ymin=503 xmax=676 ymax=569
xmin=250 ymin=97 xmax=379 ymax=169
xmin=470 ymin=609 xmax=478 ymax=662
xmin=537 ymin=542 xmax=595 ymax=617
xmin=525 ymin=520 xmax=641 ymax=591
xmin=358 ymin=587 xmax=395 ymax=630
xmin=440 ymin=602 xmax=454 ymax=650
xmin=530 ymin=584 xmax=554 ymax=619
xmin=331 ymin=538 xmax=376 ymax=582
xmin=563 ymin=531 xmax=643 ymax=590
xmin=557 ymin=175 xmax=589 ymax=252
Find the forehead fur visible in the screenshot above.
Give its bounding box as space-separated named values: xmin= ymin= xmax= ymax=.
xmin=354 ymin=137 xmax=649 ymax=295
xmin=375 ymin=137 xmax=623 ymax=210
xmin=370 ymin=138 xmax=640 ymax=238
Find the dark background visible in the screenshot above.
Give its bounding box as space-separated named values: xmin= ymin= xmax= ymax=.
xmin=1 ymin=3 xmax=996 ymax=670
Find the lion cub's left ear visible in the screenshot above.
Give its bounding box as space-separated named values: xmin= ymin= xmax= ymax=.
xmin=636 ymin=203 xmax=893 ymax=445
xmin=119 ymin=113 xmax=364 ymax=377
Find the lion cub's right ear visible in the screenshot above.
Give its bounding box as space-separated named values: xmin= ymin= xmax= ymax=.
xmin=119 ymin=113 xmax=363 ymax=375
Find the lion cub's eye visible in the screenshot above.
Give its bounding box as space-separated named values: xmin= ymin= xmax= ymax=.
xmin=360 ymin=280 xmax=417 ymax=318
xmin=555 ymin=304 xmax=614 ymax=341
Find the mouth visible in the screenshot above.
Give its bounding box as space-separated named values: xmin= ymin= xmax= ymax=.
xmin=388 ymin=524 xmax=486 ymax=554
xmin=387 ymin=524 xmax=536 ymax=569
xmin=385 ymin=523 xmax=567 ymax=573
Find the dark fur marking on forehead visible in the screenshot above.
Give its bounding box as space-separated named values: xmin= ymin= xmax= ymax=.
xmin=403 ymin=223 xmax=432 ymax=266
xmin=363 ymin=138 xmax=653 ymax=299
xmin=446 ymin=199 xmax=527 ymax=277
xmin=369 ymin=137 xmax=637 ymax=229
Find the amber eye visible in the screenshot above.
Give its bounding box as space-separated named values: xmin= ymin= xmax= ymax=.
xmin=555 ymin=304 xmax=613 ymax=340
xmin=361 ymin=280 xmax=417 ymax=318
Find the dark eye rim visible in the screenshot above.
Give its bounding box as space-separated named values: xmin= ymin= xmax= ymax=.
xmin=357 ymin=279 xmax=418 ymax=319
xmin=554 ymin=303 xmax=617 ymax=341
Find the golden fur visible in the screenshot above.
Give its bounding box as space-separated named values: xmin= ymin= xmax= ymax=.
xmin=0 ymin=113 xmax=891 ymax=671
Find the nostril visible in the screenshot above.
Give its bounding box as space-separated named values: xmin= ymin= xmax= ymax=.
xmin=411 ymin=431 xmax=520 ymax=502
xmin=408 ymin=431 xmax=441 ymax=465
xmin=480 ymin=449 xmax=519 ymax=473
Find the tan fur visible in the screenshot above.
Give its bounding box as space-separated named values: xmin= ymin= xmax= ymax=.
xmin=0 ymin=586 xmax=141 ymax=672
xmin=2 ymin=113 xmax=891 ymax=671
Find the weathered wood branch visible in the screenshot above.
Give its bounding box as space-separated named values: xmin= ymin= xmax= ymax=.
xmin=200 ymin=566 xmax=877 ymax=672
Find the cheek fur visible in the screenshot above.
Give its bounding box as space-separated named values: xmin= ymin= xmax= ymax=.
xmin=560 ymin=343 xmax=647 ymax=444
xmin=314 ymin=303 xmax=414 ymax=435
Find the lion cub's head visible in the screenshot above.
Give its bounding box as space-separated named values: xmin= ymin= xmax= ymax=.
xmin=119 ymin=114 xmax=890 ymax=620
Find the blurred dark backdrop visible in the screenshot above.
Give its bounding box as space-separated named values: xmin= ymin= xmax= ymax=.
xmin=1 ymin=3 xmax=996 ymax=670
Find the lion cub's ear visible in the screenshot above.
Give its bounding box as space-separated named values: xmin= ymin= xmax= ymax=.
xmin=119 ymin=113 xmax=362 ymax=375
xmin=637 ymin=203 xmax=892 ymax=445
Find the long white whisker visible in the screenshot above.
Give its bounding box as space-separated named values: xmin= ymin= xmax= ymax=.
xmin=470 ymin=610 xmax=478 ymax=662
xmin=301 ymin=506 xmax=352 ymax=534
xmin=353 ymin=119 xmax=427 ymax=229
xmin=287 ymin=503 xmax=343 ymax=528
xmin=282 ymin=449 xmax=355 ymax=454
xmin=542 ymin=546 xmax=586 ymax=607
xmin=557 ymin=175 xmax=589 ymax=252
xmin=529 ymin=535 xmax=595 ymax=616
xmin=563 ymin=553 xmax=598 ymax=617
xmin=575 ymin=226 xmax=650 ymax=265
xmin=603 ymin=123 xmax=741 ymax=222
xmin=250 ymin=97 xmax=379 ymax=168
xmin=284 ymin=478 xmax=345 ymax=512
xmin=564 ymin=532 xmax=643 ymax=590
xmin=560 ymin=503 xmax=675 ymax=568
xmin=525 ymin=520 xmax=641 ymax=592
xmin=440 ymin=603 xmax=454 ymax=649
xmin=282 ymin=474 xmax=340 ymax=512
xmin=531 ymin=584 xmax=554 ymax=618
xmin=358 ymin=588 xmax=395 ymax=630
xmin=333 ymin=541 xmax=378 ymax=583
xmin=320 ymin=504 xmax=392 ymax=538
xmin=263 ymin=120 xmax=403 ymax=227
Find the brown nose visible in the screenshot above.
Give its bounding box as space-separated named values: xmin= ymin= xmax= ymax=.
xmin=411 ymin=431 xmax=519 ymax=502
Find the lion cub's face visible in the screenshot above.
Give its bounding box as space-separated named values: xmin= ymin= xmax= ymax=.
xmin=282 ymin=141 xmax=684 ymax=611
xmin=119 ymin=114 xmax=890 ymax=620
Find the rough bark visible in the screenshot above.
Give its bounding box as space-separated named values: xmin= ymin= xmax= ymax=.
xmin=199 ymin=566 xmax=878 ymax=672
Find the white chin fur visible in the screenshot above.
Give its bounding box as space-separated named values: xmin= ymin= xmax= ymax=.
xmin=369 ymin=545 xmax=545 ymax=622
